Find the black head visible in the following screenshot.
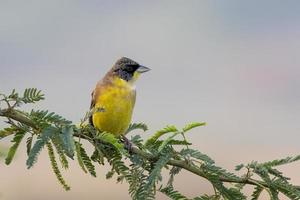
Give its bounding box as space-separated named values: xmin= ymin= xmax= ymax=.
xmin=112 ymin=57 xmax=150 ymax=81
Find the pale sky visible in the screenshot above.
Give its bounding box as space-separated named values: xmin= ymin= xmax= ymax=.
xmin=1 ymin=1 xmax=300 ymax=199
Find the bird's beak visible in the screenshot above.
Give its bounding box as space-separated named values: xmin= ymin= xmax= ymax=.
xmin=137 ymin=65 xmax=151 ymax=73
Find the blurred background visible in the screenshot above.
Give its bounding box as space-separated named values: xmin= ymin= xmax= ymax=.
xmin=0 ymin=1 xmax=300 ymax=199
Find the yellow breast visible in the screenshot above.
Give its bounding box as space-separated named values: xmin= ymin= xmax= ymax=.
xmin=92 ymin=78 xmax=136 ymax=136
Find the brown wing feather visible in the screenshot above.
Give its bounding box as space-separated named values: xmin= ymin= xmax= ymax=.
xmin=89 ymin=90 xmax=96 ymax=126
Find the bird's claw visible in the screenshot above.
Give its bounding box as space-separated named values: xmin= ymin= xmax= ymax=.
xmin=122 ymin=136 xmax=133 ymax=153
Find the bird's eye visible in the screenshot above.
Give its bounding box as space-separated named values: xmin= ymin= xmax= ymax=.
xmin=126 ymin=64 xmax=139 ymax=72
xmin=126 ymin=65 xmax=133 ymax=72
xmin=126 ymin=65 xmax=136 ymax=72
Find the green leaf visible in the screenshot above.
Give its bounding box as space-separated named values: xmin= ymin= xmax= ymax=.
xmin=145 ymin=125 xmax=178 ymax=147
xmin=182 ymin=122 xmax=206 ymax=132
xmin=180 ymin=149 xmax=215 ymax=164
xmin=235 ymin=164 xmax=244 ymax=171
xmin=273 ymin=179 xmax=300 ymax=199
xmin=202 ymin=163 xmax=240 ymax=181
xmin=75 ymin=141 xmax=96 ymax=177
xmin=105 ymin=148 xmax=129 ymax=176
xmin=75 ymin=141 xmax=87 ymax=173
xmin=51 ymin=135 xmax=69 ymax=169
xmin=30 ymin=110 xmax=72 ymax=127
xmin=268 ymin=168 xmax=289 ymax=180
xmin=269 ymin=188 xmax=279 ymax=200
xmin=262 ymin=155 xmax=300 ymax=168
xmin=209 ymin=178 xmax=245 ymax=200
xmin=130 ymin=135 xmax=144 ymax=149
xmin=22 ymin=88 xmax=44 ymax=103
xmin=106 ymin=170 xmax=115 ymax=179
xmin=156 ymin=140 xmax=192 ymax=146
xmin=90 ymin=147 xmax=104 ymax=165
xmin=26 ymin=126 xmax=57 ymax=169
xmin=126 ymin=123 xmax=148 ymax=134
xmin=0 ymin=127 xmax=16 ymax=139
xmin=26 ymin=136 xmax=33 ymax=156
xmin=8 ymin=89 xmax=18 ymax=99
xmin=160 ymin=186 xmax=188 ymax=200
xmin=251 ymin=186 xmax=263 ymax=200
xmin=60 ymin=126 xmax=75 ymax=158
xmin=5 ymin=130 xmax=25 ymax=165
xmin=144 ymin=151 xmax=172 ymax=197
xmin=96 ymin=132 xmax=124 ymax=154
xmin=158 ymin=131 xmax=181 ymax=152
xmin=126 ymin=169 xmax=150 ymax=200
xmin=47 ymin=142 xmax=70 ymax=190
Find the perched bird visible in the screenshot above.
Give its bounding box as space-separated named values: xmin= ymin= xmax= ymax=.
xmin=89 ymin=57 xmax=150 ymax=139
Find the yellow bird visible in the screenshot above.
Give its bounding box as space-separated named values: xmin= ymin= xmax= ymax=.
xmin=89 ymin=57 xmax=150 ymax=138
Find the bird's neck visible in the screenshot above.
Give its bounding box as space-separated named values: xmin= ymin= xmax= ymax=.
xmin=112 ymin=76 xmax=136 ymax=90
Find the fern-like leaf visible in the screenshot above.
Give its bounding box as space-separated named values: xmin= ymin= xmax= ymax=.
xmin=26 ymin=136 xmax=33 ymax=156
xmin=30 ymin=110 xmax=72 ymax=127
xmin=106 ymin=170 xmax=115 ymax=179
xmin=262 ymin=155 xmax=300 ymax=168
xmin=47 ymin=142 xmax=70 ymax=190
xmin=51 ymin=135 xmax=69 ymax=169
xmin=272 ymin=179 xmax=300 ymax=199
xmin=75 ymin=141 xmax=96 ymax=177
xmin=26 ymin=126 xmax=57 ymax=169
xmin=144 ymin=151 xmax=172 ymax=197
xmin=251 ymin=186 xmax=263 ymax=200
xmin=202 ymin=163 xmax=240 ymax=181
xmin=156 ymin=140 xmax=192 ymax=146
xmin=209 ymin=177 xmax=245 ymax=200
xmin=90 ymin=146 xmax=105 ymax=165
xmin=180 ymin=149 xmax=214 ymax=164
xmin=126 ymin=123 xmax=148 ymax=134
xmin=126 ymin=167 xmax=147 ymax=199
xmin=130 ymin=135 xmax=144 ymax=149
xmin=8 ymin=89 xmax=18 ymax=99
xmin=0 ymin=127 xmax=17 ymax=139
xmin=182 ymin=122 xmax=206 ymax=132
xmin=145 ymin=125 xmax=178 ymax=147
xmin=96 ymin=132 xmax=124 ymax=154
xmin=22 ymin=88 xmax=44 ymax=103
xmin=60 ymin=126 xmax=75 ymax=158
xmin=158 ymin=131 xmax=181 ymax=152
xmin=160 ymin=186 xmax=188 ymax=200
xmin=75 ymin=141 xmax=87 ymax=173
xmin=127 ymin=170 xmax=155 ymax=200
xmin=105 ymin=148 xmax=129 ymax=176
xmin=5 ymin=130 xmax=25 ymax=165
xmin=235 ymin=164 xmax=244 ymax=171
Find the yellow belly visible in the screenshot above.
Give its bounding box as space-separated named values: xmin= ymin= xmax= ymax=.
xmin=92 ymin=85 xmax=135 ymax=136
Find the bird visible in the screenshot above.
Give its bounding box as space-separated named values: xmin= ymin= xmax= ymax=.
xmin=89 ymin=57 xmax=150 ymax=141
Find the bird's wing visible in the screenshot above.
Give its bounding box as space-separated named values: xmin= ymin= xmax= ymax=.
xmin=89 ymin=89 xmax=96 ymax=126
xmin=90 ymin=90 xmax=96 ymax=109
xmin=89 ymin=78 xmax=110 ymax=126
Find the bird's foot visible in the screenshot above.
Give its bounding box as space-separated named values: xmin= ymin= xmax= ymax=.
xmin=122 ymin=136 xmax=133 ymax=153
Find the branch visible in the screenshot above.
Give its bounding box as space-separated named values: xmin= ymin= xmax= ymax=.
xmin=0 ymin=106 xmax=271 ymax=189
xmin=0 ymin=108 xmax=38 ymax=130
xmin=1 ymin=89 xmax=300 ymax=199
